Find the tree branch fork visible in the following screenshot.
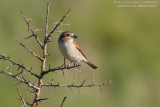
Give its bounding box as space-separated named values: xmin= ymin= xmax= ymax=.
xmin=0 ymin=3 xmax=110 ymax=107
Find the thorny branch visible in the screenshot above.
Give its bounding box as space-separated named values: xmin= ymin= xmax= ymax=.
xmin=60 ymin=96 xmax=67 ymax=107
xmin=20 ymin=9 xmax=43 ymax=49
xmin=16 ymin=40 xmax=44 ymax=61
xmin=17 ymin=85 xmax=32 ymax=107
xmin=0 ymin=3 xmax=110 ymax=107
xmin=45 ymin=9 xmax=71 ymax=43
xmin=42 ymin=80 xmax=111 ymax=89
xmin=41 ymin=64 xmax=81 ymax=77
xmin=0 ymin=55 xmax=39 ymax=78
xmin=0 ymin=69 xmax=38 ymax=90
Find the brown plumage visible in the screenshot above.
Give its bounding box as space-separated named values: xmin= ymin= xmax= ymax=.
xmin=73 ymin=41 xmax=97 ymax=69
xmin=58 ymin=31 xmax=98 ymax=69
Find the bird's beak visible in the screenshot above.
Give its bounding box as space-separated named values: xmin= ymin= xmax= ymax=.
xmin=73 ymin=35 xmax=78 ymax=38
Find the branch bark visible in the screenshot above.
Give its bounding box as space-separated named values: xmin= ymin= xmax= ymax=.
xmin=20 ymin=10 xmax=44 ymax=49
xmin=0 ymin=55 xmax=39 ymax=78
xmin=0 ymin=3 xmax=110 ymax=107
xmin=0 ymin=69 xmax=39 ymax=90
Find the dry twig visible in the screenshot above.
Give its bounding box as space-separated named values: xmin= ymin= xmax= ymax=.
xmin=45 ymin=9 xmax=70 ymax=42
xmin=16 ymin=40 xmax=44 ymax=61
xmin=0 ymin=69 xmax=38 ymax=90
xmin=0 ymin=55 xmax=39 ymax=78
xmin=17 ymin=85 xmax=32 ymax=107
xmin=60 ymin=96 xmax=67 ymax=107
xmin=20 ymin=10 xmax=43 ymax=49
xmin=0 ymin=3 xmax=110 ymax=107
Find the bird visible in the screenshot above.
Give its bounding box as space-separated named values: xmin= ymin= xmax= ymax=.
xmin=58 ymin=31 xmax=97 ymax=69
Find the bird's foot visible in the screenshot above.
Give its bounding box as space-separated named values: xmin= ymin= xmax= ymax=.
xmin=74 ymin=62 xmax=81 ymax=67
xmin=60 ymin=63 xmax=66 ymax=68
xmin=66 ymin=61 xmax=72 ymax=69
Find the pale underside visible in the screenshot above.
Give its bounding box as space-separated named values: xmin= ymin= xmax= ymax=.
xmin=58 ymin=39 xmax=87 ymax=62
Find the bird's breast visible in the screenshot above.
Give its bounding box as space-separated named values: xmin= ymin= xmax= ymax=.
xmin=58 ymin=40 xmax=86 ymax=62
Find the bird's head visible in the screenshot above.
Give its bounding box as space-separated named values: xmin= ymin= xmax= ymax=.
xmin=59 ymin=31 xmax=77 ymax=41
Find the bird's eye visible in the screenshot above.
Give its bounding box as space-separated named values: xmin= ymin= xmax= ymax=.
xmin=66 ymin=34 xmax=70 ymax=36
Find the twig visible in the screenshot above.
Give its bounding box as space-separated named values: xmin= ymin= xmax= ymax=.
xmin=17 ymin=85 xmax=27 ymax=107
xmin=0 ymin=69 xmax=39 ymax=90
xmin=20 ymin=10 xmax=43 ymax=49
xmin=41 ymin=64 xmax=81 ymax=77
xmin=36 ymin=98 xmax=49 ymax=102
xmin=60 ymin=96 xmax=67 ymax=107
xmin=16 ymin=40 xmax=44 ymax=61
xmin=17 ymin=85 xmax=32 ymax=107
xmin=0 ymin=3 xmax=111 ymax=107
xmin=32 ymin=3 xmax=50 ymax=107
xmin=80 ymin=79 xmax=86 ymax=87
xmin=45 ymin=3 xmax=50 ymax=38
xmin=0 ymin=55 xmax=39 ymax=78
xmin=46 ymin=9 xmax=71 ymax=42
xmin=42 ymin=81 xmax=109 ymax=88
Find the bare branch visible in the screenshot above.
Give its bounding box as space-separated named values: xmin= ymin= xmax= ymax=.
xmin=20 ymin=10 xmax=43 ymax=49
xmin=60 ymin=96 xmax=67 ymax=107
xmin=20 ymin=9 xmax=31 ymax=32
xmin=17 ymin=85 xmax=32 ymax=107
xmin=16 ymin=40 xmax=44 ymax=61
xmin=46 ymin=9 xmax=71 ymax=42
xmin=36 ymin=98 xmax=49 ymax=102
xmin=42 ymin=81 xmax=109 ymax=88
xmin=0 ymin=4 xmax=110 ymax=107
xmin=80 ymin=79 xmax=86 ymax=87
xmin=45 ymin=3 xmax=50 ymax=38
xmin=32 ymin=4 xmax=51 ymax=107
xmin=0 ymin=55 xmax=39 ymax=78
xmin=0 ymin=69 xmax=39 ymax=90
xmin=41 ymin=64 xmax=81 ymax=77
xmin=17 ymin=86 xmax=27 ymax=107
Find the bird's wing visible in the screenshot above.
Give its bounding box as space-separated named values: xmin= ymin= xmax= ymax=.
xmin=73 ymin=41 xmax=87 ymax=58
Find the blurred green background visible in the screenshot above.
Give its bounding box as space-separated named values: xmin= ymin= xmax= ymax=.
xmin=1 ymin=0 xmax=160 ymax=107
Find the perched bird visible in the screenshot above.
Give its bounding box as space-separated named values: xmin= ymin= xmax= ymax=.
xmin=58 ymin=31 xmax=97 ymax=69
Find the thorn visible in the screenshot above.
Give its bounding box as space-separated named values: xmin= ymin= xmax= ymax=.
xmin=60 ymin=96 xmax=67 ymax=107
xmin=99 ymin=86 xmax=103 ymax=94
xmin=32 ymin=80 xmax=36 ymax=85
xmin=27 ymin=19 xmax=32 ymax=24
xmin=49 ymin=64 xmax=51 ymax=69
xmin=78 ymin=87 xmax=81 ymax=94
xmin=62 ymin=69 xmax=65 ymax=81
xmin=92 ymin=75 xmax=95 ymax=85
xmin=17 ymin=66 xmax=21 ymax=71
xmin=51 ymin=78 xmax=54 ymax=85
xmin=14 ymin=71 xmax=22 ymax=77
xmin=68 ymin=86 xmax=73 ymax=92
xmin=80 ymin=79 xmax=86 ymax=86
xmin=25 ymin=35 xmax=34 ymax=40
xmin=30 ymin=66 xmax=33 ymax=71
xmin=37 ymin=98 xmax=49 ymax=102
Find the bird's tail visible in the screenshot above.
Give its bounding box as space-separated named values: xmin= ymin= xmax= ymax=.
xmin=86 ymin=60 xmax=98 ymax=69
